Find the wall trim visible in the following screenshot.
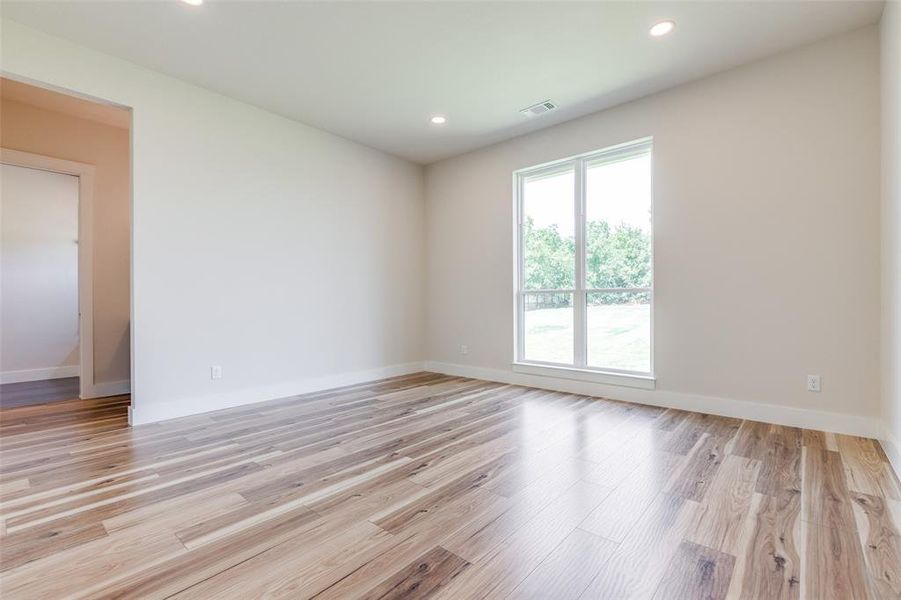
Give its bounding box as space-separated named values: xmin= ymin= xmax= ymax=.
xmin=0 ymin=365 xmax=80 ymax=384
xmin=512 ymin=362 xmax=656 ymax=390
xmin=125 ymin=355 xmax=889 ymax=446
xmin=881 ymin=431 xmax=901 ymax=482
xmin=129 ymin=362 xmax=426 ymax=426
xmin=425 ymin=361 xmax=882 ymax=438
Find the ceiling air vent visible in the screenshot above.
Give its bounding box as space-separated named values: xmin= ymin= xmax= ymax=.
xmin=520 ymin=100 xmax=558 ymax=117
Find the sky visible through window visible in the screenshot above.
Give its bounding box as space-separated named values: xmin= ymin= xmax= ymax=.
xmin=524 ymin=155 xmax=651 ymax=238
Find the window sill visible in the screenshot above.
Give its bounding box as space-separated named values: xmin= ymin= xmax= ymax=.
xmin=511 ymin=362 xmax=656 ymax=390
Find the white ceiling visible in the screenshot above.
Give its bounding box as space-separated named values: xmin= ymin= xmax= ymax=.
xmin=2 ymin=1 xmax=884 ymax=164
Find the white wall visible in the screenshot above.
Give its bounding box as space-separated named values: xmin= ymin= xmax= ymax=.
xmin=1 ymin=20 xmax=426 ymax=424
xmin=425 ymin=26 xmax=882 ymax=435
xmin=881 ymin=1 xmax=901 ymax=468
xmin=1 ymin=164 xmax=80 ymax=382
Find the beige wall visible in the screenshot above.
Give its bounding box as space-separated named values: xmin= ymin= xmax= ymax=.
xmin=2 ymin=20 xmax=426 ymax=424
xmin=425 ymin=26 xmax=882 ymax=431
xmin=1 ymin=98 xmax=131 ymax=385
xmin=881 ymin=1 xmax=901 ymax=465
xmin=2 ymin=18 xmax=885 ymax=432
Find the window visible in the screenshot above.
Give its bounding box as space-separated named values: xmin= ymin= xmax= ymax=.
xmin=514 ymin=138 xmax=653 ymax=383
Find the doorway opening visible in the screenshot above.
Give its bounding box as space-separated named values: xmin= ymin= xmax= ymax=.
xmin=0 ymin=77 xmax=132 ymax=408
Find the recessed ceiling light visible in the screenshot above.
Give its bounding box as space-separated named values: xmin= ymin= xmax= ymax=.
xmin=181 ymin=0 xmax=203 ymax=6
xmin=649 ymin=20 xmax=675 ymax=37
xmin=430 ymin=116 xmax=447 ymax=125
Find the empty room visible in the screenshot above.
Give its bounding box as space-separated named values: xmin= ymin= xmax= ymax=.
xmin=0 ymin=0 xmax=899 ymax=598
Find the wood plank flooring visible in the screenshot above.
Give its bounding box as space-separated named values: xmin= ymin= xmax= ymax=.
xmin=1 ymin=372 xmax=899 ymax=599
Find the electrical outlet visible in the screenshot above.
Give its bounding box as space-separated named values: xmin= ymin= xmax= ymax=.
xmin=211 ymin=365 xmax=223 ymax=380
xmin=807 ymin=375 xmax=821 ymax=392
xmin=460 ymin=344 xmax=469 ymax=355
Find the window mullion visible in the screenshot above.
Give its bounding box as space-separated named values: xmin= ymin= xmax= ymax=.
xmin=573 ymin=159 xmax=587 ymax=368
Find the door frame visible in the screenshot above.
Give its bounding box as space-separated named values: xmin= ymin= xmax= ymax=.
xmin=1 ymin=148 xmax=98 ymax=399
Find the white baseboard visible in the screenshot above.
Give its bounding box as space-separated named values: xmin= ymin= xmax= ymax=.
xmin=880 ymin=430 xmax=901 ymax=482
xmin=0 ymin=366 xmax=79 ymax=384
xmin=129 ymin=362 xmax=427 ymax=426
xmin=425 ymin=361 xmax=882 ymax=439
xmin=125 ymin=357 xmax=887 ymax=444
xmin=83 ymin=379 xmax=130 ymax=399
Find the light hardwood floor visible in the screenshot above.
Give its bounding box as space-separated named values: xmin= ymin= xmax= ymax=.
xmin=1 ymin=373 xmax=899 ymax=599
